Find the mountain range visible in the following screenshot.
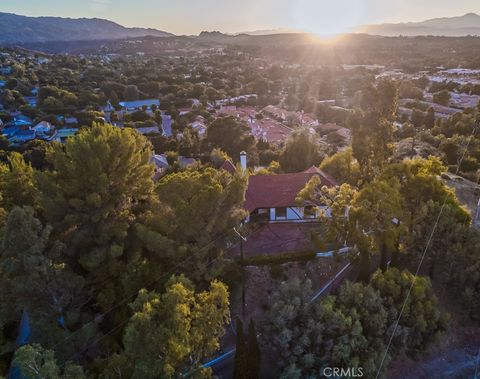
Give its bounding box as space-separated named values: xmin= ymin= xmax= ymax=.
xmin=1 ymin=11 xmax=480 ymax=45
xmin=0 ymin=12 xmax=172 ymax=44
xmin=235 ymin=28 xmax=304 ymax=36
xmin=357 ymin=13 xmax=480 ymax=36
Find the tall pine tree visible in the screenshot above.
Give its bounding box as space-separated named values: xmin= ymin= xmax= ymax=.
xmin=246 ymin=320 xmax=261 ymax=379
xmin=233 ymin=318 xmax=247 ymax=379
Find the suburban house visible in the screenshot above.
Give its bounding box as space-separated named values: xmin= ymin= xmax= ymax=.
xmin=9 ymin=129 xmax=36 ymax=144
xmin=215 ymin=94 xmax=257 ymax=106
xmin=151 ymin=153 xmax=169 ymax=179
xmin=316 ymin=123 xmax=352 ymax=145
xmin=162 ymin=115 xmax=173 ymax=137
xmin=151 ymin=153 xmax=198 ymax=180
xmin=1 ymin=116 xmax=33 ymax=143
xmin=244 ymin=167 xmax=336 ymax=223
xmin=32 ymin=121 xmax=53 ymax=136
xmin=190 ymin=116 xmax=207 ymax=137
xmin=103 ymin=101 xmax=115 ymax=113
xmin=248 ymin=118 xmax=293 ymax=144
xmin=221 ymin=152 xmax=337 ymax=224
xmin=136 ymin=126 xmax=161 ymax=135
xmin=10 ymin=115 xmax=33 ymax=127
xmin=226 ymin=154 xmax=338 ymax=257
xmin=119 ymin=99 xmax=160 ymax=112
xmin=1 ymin=118 xmax=78 ymax=144
xmin=262 ymin=105 xmax=288 ymax=120
xmin=65 ymin=116 xmax=79 ymax=125
xmin=54 ymin=128 xmax=79 ymax=143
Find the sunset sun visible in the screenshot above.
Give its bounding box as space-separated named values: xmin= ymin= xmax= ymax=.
xmin=291 ymin=0 xmax=366 ymax=36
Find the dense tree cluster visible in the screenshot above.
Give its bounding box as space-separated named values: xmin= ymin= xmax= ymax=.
xmin=292 ymin=78 xmax=479 ymax=377
xmin=261 ymin=270 xmax=446 ymax=378
xmin=0 ymin=124 xmax=245 ymax=378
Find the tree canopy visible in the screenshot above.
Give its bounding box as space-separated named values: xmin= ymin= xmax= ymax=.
xmin=36 ymin=124 xmax=155 ymax=275
xmin=279 ymin=131 xmax=323 ymax=173
xmin=103 ymin=276 xmax=230 ymax=379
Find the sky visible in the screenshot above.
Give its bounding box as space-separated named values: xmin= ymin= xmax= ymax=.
xmin=2 ymin=0 xmax=480 ymax=36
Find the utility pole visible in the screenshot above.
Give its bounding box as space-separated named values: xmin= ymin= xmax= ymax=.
xmin=240 ymin=237 xmax=245 ymax=318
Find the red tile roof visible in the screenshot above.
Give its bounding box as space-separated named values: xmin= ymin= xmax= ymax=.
xmin=316 ymin=123 xmax=343 ymax=135
xmin=220 ymin=159 xmax=237 ymax=174
xmin=244 ymin=166 xmax=336 ymax=212
xmin=248 ymin=118 xmax=293 ymax=143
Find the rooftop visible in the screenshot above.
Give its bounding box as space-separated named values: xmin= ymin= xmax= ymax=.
xmin=244 ymin=166 xmax=336 ymax=213
xmin=119 ymin=99 xmax=160 ymax=109
xmin=220 ymin=159 xmax=236 ymax=174
xmin=56 ymin=128 xmax=79 ymax=139
xmin=162 ymin=115 xmax=173 ymax=137
xmin=136 ymin=126 xmax=160 ymax=135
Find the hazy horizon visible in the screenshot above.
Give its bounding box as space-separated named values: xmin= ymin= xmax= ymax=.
xmin=2 ymin=0 xmax=480 ymax=36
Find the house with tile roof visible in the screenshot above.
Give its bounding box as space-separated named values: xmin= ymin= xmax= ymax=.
xmin=219 ymin=153 xmax=340 ymax=256
xmin=248 ymin=118 xmax=293 ymax=144
xmin=219 ymin=151 xmax=336 ymax=224
xmin=244 ymin=166 xmax=336 ymax=223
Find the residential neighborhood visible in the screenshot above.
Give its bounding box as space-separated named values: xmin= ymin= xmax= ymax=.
xmin=0 ymin=6 xmax=480 ymax=379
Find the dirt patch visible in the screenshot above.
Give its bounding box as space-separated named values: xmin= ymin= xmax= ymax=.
xmin=442 ymin=173 xmax=479 ymax=219
xmin=230 ymin=222 xmax=323 ymax=257
xmin=229 ymin=256 xmax=346 ymax=323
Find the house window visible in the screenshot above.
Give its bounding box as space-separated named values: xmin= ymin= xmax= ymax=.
xmin=251 ymin=208 xmax=269 ymax=223
xmin=304 ymin=206 xmax=316 ymax=219
xmin=275 ymin=207 xmax=287 ymax=220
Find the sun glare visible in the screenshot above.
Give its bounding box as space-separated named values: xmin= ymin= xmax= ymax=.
xmin=292 ymin=0 xmax=366 ymax=37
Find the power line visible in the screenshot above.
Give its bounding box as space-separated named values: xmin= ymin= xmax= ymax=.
xmin=375 ymin=117 xmax=480 ymax=378
xmin=56 ymin=175 xmax=320 ymax=364
xmin=60 ymin=218 xmax=272 ymax=366
xmin=59 ymin=246 xmax=232 ymax=366
xmin=53 ymin=224 xmax=240 ymax=356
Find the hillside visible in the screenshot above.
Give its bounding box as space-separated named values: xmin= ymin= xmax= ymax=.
xmin=0 ymin=12 xmax=172 ymax=44
xmin=358 ymin=13 xmax=480 ymax=36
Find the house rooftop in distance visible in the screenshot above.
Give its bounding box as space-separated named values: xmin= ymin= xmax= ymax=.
xmin=162 ymin=114 xmax=173 ymax=137
xmin=9 ymin=129 xmax=36 ymax=143
xmin=119 ymin=99 xmax=160 ymax=110
xmin=220 ymin=159 xmax=236 ymax=174
xmin=55 ymin=128 xmax=79 ymax=142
